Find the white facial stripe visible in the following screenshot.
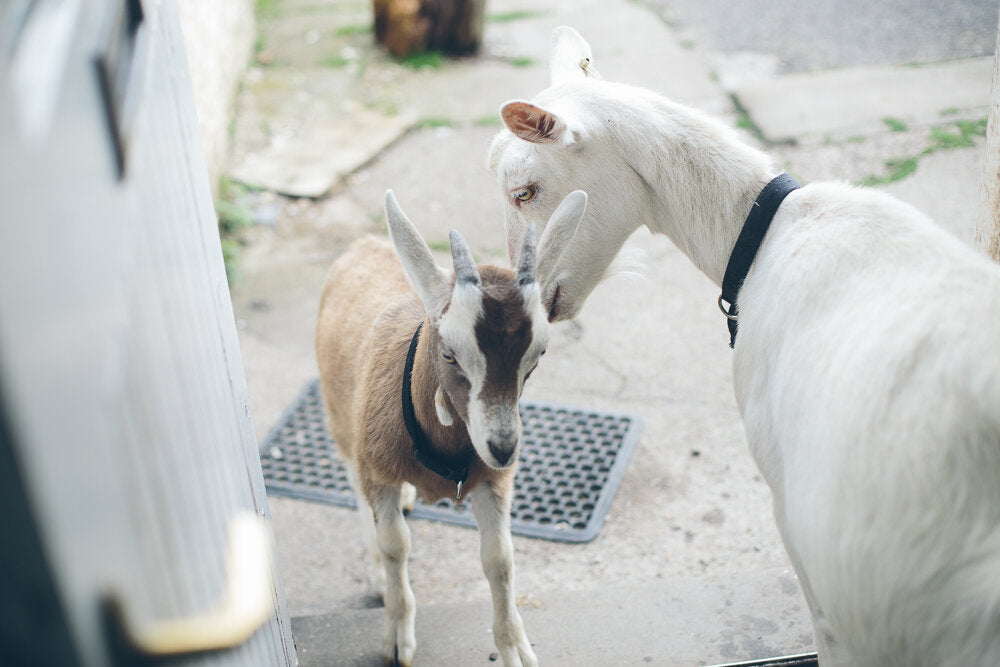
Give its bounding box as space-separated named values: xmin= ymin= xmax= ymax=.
xmin=440 ymin=282 xmax=495 ymax=462
xmin=439 ymin=281 xmax=486 ymax=386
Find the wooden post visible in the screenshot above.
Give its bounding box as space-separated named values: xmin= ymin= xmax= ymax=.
xmin=374 ymin=0 xmax=485 ymax=59
xmin=977 ymin=1 xmax=1000 ymax=261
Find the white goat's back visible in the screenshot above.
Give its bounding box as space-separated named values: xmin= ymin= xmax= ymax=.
xmin=734 ymin=182 xmax=1000 ymax=665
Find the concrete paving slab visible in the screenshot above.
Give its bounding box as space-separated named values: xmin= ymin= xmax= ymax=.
xmin=291 ymin=569 xmax=813 ymax=667
xmin=228 ymin=67 xmax=417 ymax=197
xmin=732 ymin=57 xmax=993 ymax=143
xmin=880 ymin=144 xmax=986 ymax=244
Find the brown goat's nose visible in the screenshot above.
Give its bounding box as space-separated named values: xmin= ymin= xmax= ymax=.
xmin=488 ymin=439 xmax=515 ymax=467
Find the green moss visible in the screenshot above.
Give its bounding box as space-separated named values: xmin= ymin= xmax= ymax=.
xmin=475 ymin=115 xmax=503 ymax=127
xmin=216 ymin=177 xmax=255 ymax=285
xmin=730 ymin=94 xmax=766 ymax=143
xmin=400 ymin=51 xmax=444 ymax=70
xmin=928 ymin=125 xmax=974 ymax=150
xmin=255 ymin=0 xmax=278 ymax=17
xmin=488 ymin=10 xmax=546 ymax=22
xmin=857 ymin=117 xmax=987 ymax=187
xmin=859 ymin=156 xmax=918 ymax=187
xmin=923 ymin=118 xmax=986 ymax=152
xmin=220 ymin=238 xmax=244 ymax=285
xmin=882 ymin=117 xmax=908 ymax=133
xmin=334 ymin=24 xmax=371 ymax=37
xmin=320 ymin=55 xmax=351 ymax=68
xmin=417 ymin=117 xmax=455 ymax=129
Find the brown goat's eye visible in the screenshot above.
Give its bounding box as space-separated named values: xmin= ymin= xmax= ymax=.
xmin=442 ymin=352 xmax=457 ymax=365
xmin=513 ymin=185 xmax=536 ymax=203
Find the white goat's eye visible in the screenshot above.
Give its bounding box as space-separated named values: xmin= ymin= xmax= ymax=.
xmin=514 ymin=186 xmax=536 ymax=202
xmin=442 ymin=352 xmax=457 ymax=365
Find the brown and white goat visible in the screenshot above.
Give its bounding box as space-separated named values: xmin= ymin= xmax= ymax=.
xmin=315 ymin=189 xmax=586 ymax=667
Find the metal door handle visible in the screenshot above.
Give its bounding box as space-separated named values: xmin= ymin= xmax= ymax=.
xmin=104 ymin=512 xmax=275 ymax=660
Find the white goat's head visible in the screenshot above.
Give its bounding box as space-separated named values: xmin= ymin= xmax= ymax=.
xmin=489 ymin=26 xmax=648 ymax=322
xmin=385 ymin=189 xmax=586 ymax=468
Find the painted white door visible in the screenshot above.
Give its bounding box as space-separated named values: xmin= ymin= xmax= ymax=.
xmin=0 ymin=1 xmax=295 ymax=665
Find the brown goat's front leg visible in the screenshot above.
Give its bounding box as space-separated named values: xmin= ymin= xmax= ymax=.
xmin=371 ymin=484 xmax=417 ymax=667
xmin=470 ymin=480 xmax=537 ymax=667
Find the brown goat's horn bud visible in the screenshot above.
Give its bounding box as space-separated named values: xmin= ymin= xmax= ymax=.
xmin=449 ymin=230 xmax=481 ymax=286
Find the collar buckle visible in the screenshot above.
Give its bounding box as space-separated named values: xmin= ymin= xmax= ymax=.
xmin=717 ymin=294 xmax=738 ymax=321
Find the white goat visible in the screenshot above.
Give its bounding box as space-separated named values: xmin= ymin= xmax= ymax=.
xmin=488 ymin=26 xmax=1000 ymax=667
xmin=315 ymin=189 xmax=586 ymax=667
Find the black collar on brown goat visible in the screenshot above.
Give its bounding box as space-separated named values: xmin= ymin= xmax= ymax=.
xmin=402 ymin=321 xmax=475 ymax=498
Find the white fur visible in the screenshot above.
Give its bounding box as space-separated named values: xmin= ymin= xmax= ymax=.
xmin=433 ymin=386 xmax=454 ymax=426
xmin=469 ymin=483 xmax=535 ymax=665
xmin=489 ymin=27 xmax=1000 ymax=666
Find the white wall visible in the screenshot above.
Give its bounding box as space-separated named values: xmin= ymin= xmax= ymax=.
xmin=177 ymin=0 xmax=255 ymax=194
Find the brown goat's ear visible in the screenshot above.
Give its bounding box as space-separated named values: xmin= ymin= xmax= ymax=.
xmin=537 ymin=190 xmax=587 ymax=322
xmin=501 ymin=101 xmax=567 ymax=145
xmin=537 ymin=190 xmax=586 ymax=284
xmin=515 ymin=223 xmax=538 ymax=287
xmin=385 ymin=190 xmax=452 ymax=319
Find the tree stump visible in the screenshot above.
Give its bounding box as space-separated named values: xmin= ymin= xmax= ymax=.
xmin=374 ymin=0 xmax=485 ymax=59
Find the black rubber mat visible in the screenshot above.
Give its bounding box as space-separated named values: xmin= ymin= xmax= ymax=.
xmin=259 ymin=379 xmax=642 ymax=543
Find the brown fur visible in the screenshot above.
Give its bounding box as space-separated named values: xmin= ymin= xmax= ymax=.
xmin=475 ymin=272 xmax=533 ymax=407
xmin=315 ymin=236 xmax=524 ymax=504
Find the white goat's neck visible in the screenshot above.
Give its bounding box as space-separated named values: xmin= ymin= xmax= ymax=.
xmin=566 ymin=82 xmax=779 ymax=286
xmin=636 ymin=99 xmax=777 ymax=285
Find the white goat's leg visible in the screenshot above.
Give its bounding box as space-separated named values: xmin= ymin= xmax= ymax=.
xmin=346 ymin=462 xmax=386 ymax=595
xmin=771 ymin=500 xmax=842 ymax=665
xmin=371 ymin=484 xmax=417 ymax=667
xmin=470 ymin=482 xmax=537 ymax=667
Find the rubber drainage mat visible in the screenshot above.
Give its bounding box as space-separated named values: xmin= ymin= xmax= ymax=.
xmin=259 ymin=378 xmax=642 ymax=543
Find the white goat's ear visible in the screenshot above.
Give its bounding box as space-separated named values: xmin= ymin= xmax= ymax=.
xmin=549 ymin=26 xmax=600 ymax=84
xmin=385 ymin=190 xmax=452 ymax=319
xmin=537 ymin=190 xmax=587 ymax=283
xmin=501 ymin=101 xmax=569 ymax=145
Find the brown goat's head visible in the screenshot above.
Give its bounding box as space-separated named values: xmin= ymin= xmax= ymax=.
xmin=385 ymin=189 xmax=585 ymax=467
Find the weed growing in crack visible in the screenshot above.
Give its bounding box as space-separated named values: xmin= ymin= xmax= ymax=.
xmin=858 ymin=117 xmax=987 ymax=187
